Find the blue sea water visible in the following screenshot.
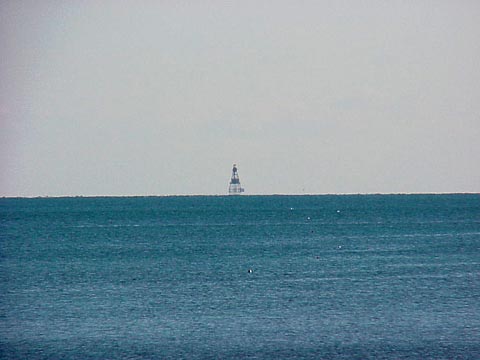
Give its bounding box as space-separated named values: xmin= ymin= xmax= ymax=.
xmin=1 ymin=194 xmax=479 ymax=359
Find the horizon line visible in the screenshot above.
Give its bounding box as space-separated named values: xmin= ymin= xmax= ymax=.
xmin=1 ymin=192 xmax=479 ymax=199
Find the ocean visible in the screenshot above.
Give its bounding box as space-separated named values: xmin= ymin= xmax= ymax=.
xmin=1 ymin=194 xmax=479 ymax=359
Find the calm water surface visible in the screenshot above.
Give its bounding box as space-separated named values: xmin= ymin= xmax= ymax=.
xmin=1 ymin=195 xmax=479 ymax=359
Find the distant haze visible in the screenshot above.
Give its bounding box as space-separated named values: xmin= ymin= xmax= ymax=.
xmin=1 ymin=1 xmax=479 ymax=196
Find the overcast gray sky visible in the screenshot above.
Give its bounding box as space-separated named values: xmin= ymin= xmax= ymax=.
xmin=1 ymin=1 xmax=479 ymax=196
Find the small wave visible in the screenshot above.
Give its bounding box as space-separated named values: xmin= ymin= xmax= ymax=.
xmin=71 ymin=223 xmax=142 ymax=228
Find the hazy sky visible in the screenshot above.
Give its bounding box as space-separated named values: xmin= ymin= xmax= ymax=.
xmin=1 ymin=1 xmax=479 ymax=196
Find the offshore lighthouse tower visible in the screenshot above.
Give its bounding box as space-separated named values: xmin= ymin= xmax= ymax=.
xmin=228 ymin=164 xmax=244 ymax=195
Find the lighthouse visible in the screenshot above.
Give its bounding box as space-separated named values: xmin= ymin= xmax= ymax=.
xmin=228 ymin=164 xmax=245 ymax=195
